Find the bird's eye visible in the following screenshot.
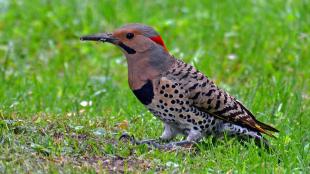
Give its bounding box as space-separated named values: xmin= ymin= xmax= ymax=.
xmin=126 ymin=33 xmax=134 ymax=39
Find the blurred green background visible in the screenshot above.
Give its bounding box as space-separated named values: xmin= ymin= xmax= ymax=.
xmin=0 ymin=0 xmax=309 ymax=173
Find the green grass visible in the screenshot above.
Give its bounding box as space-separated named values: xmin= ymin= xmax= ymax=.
xmin=0 ymin=0 xmax=309 ymax=173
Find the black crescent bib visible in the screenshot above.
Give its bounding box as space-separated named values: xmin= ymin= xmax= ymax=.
xmin=132 ymin=80 xmax=154 ymax=105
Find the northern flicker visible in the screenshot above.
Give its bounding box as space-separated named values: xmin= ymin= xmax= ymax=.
xmin=80 ymin=24 xmax=279 ymax=149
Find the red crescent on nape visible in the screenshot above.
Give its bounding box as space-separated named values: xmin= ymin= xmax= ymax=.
xmin=150 ymin=36 xmax=168 ymax=51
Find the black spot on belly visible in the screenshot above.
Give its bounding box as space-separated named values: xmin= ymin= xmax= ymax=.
xmin=132 ymin=80 xmax=154 ymax=105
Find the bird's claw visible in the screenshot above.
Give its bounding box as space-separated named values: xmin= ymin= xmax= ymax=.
xmin=118 ymin=133 xmax=162 ymax=148
xmin=119 ymin=133 xmax=194 ymax=150
xmin=119 ymin=132 xmax=137 ymax=145
xmin=159 ymin=140 xmax=194 ymax=150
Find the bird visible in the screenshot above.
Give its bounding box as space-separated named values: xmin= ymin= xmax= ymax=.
xmin=80 ymin=23 xmax=279 ymax=149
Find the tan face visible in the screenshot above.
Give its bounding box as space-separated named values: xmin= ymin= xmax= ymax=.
xmin=80 ymin=24 xmax=168 ymax=55
xmin=112 ymin=28 xmax=155 ymax=53
xmin=80 ymin=24 xmax=172 ymax=89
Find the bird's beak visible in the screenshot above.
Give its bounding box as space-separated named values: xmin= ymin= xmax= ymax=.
xmin=80 ymin=32 xmax=118 ymax=44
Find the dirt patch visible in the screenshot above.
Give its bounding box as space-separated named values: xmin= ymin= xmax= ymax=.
xmin=53 ymin=155 xmax=161 ymax=173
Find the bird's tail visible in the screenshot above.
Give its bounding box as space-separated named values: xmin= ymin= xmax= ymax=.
xmin=252 ymin=119 xmax=279 ymax=138
xmin=255 ymin=120 xmax=279 ymax=133
xmin=234 ymin=100 xmax=279 ymax=137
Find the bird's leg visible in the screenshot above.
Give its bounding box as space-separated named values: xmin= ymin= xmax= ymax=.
xmin=160 ymin=123 xmax=179 ymax=141
xmin=119 ymin=133 xmax=167 ymax=148
xmin=119 ymin=132 xmax=159 ymax=145
xmin=156 ymin=140 xmax=194 ymax=149
xmin=120 ymin=128 xmax=202 ymax=149
xmin=185 ymin=129 xmax=203 ymax=142
xmin=131 ymin=123 xmax=180 ymax=148
xmin=158 ymin=129 xmax=203 ymax=149
xmin=119 ymin=124 xmax=181 ymax=148
xmin=127 ymin=123 xmax=179 ymax=146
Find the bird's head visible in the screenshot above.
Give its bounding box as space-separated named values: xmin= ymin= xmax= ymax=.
xmin=81 ymin=24 xmax=174 ymax=89
xmin=80 ymin=23 xmax=168 ymax=57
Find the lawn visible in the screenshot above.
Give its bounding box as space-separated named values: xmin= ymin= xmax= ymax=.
xmin=0 ymin=0 xmax=309 ymax=173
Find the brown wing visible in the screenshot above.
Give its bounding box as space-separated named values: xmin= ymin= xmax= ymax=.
xmin=189 ymin=81 xmax=279 ymax=137
xmin=167 ymin=59 xmax=278 ymax=137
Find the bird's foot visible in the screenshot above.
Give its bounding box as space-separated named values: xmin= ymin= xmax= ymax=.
xmin=119 ymin=132 xmax=160 ymax=146
xmin=119 ymin=132 xmax=194 ymax=150
xmin=119 ymin=132 xmax=137 ymax=144
xmin=159 ymin=140 xmax=194 ymax=149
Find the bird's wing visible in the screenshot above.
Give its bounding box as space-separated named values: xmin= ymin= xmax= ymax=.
xmin=168 ymin=59 xmax=278 ymax=137
xmin=188 ymin=79 xmax=279 ymax=137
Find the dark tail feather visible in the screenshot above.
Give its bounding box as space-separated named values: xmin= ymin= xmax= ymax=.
xmin=235 ymin=100 xmax=279 ymax=133
xmin=256 ymin=120 xmax=279 ymax=132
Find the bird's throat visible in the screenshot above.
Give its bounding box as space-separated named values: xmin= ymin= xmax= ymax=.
xmin=125 ymin=49 xmax=175 ymax=90
xmin=127 ymin=64 xmax=160 ymax=90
